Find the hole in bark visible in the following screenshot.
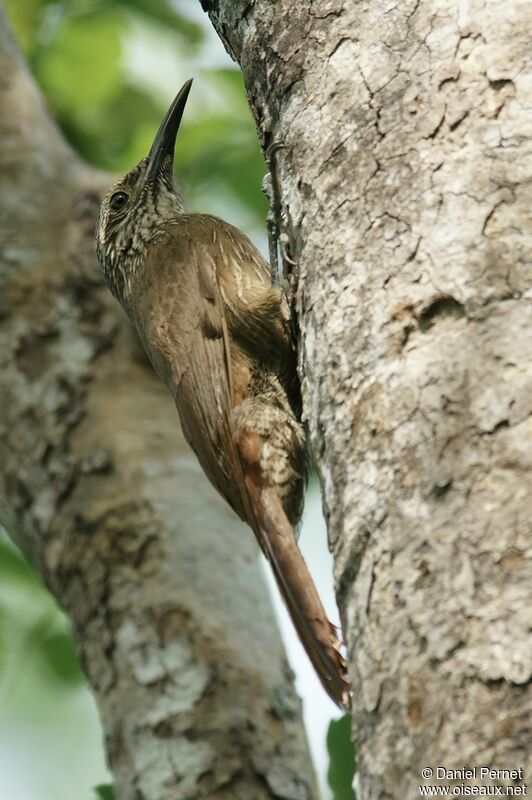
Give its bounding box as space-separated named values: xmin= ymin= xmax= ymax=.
xmin=432 ymin=479 xmax=453 ymax=499
xmin=484 ymin=677 xmax=506 ymax=689
xmin=418 ymin=296 xmax=465 ymax=332
xmin=489 ymin=79 xmax=513 ymax=91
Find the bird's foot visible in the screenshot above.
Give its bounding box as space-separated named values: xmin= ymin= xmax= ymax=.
xmin=263 ymin=140 xmax=298 ymax=287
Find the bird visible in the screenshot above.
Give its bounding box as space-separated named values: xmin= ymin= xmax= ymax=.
xmin=95 ymin=79 xmax=349 ymax=707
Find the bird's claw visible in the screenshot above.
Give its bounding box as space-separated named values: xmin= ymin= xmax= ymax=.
xmin=263 ymin=140 xmax=298 ymax=286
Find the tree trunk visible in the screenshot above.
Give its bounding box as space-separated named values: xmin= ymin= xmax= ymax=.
xmin=203 ymin=0 xmax=532 ymax=796
xmin=0 ymin=8 xmax=318 ymax=800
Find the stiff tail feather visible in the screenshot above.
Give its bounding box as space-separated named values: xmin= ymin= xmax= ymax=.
xmin=259 ymin=487 xmax=349 ymax=708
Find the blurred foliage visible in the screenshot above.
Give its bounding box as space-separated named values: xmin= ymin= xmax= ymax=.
xmin=0 ymin=535 xmax=84 ymax=690
xmin=0 ymin=530 xmax=109 ymax=799
xmin=327 ymin=715 xmax=357 ymax=800
xmin=5 ymin=0 xmax=268 ymax=223
xmin=95 ymin=784 xmax=116 ymax=800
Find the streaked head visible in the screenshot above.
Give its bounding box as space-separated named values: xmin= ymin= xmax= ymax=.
xmin=96 ymin=79 xmax=193 ymax=302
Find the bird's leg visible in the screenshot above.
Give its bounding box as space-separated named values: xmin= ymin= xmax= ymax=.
xmin=263 ymin=141 xmax=298 ymax=287
xmin=262 ymin=170 xmax=280 ymax=286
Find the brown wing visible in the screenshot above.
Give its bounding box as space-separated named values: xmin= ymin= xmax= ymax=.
xmin=200 ymin=214 xmax=302 ymax=419
xmin=135 ymin=220 xmax=249 ymax=521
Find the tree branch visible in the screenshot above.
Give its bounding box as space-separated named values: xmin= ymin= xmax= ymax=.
xmin=0 ymin=7 xmax=317 ymax=799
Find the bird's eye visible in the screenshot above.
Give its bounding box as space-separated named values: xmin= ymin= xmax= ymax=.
xmin=110 ymin=191 xmax=129 ymax=211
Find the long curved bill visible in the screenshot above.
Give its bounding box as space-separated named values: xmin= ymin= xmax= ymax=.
xmin=144 ymin=78 xmax=193 ymax=182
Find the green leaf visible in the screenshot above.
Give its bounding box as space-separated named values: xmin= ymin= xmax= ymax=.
xmin=327 ymin=714 xmax=357 ymax=800
xmin=95 ymin=784 xmax=116 ymax=800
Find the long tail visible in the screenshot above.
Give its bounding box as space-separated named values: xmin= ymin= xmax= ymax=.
xmin=258 ymin=487 xmax=349 ymax=708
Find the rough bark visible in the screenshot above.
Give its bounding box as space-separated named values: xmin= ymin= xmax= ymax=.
xmin=0 ymin=8 xmax=318 ymax=800
xmin=203 ymin=1 xmax=532 ymax=797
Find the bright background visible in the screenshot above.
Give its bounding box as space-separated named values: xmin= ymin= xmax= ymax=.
xmin=1 ymin=1 xmax=355 ymax=798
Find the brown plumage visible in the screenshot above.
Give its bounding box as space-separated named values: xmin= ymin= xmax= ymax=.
xmin=96 ymin=80 xmax=349 ymax=707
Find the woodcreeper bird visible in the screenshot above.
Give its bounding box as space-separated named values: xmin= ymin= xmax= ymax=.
xmin=96 ymin=80 xmax=348 ymax=707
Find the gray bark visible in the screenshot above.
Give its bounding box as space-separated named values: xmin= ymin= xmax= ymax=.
xmin=0 ymin=8 xmax=318 ymax=800
xmin=203 ymin=0 xmax=532 ymax=797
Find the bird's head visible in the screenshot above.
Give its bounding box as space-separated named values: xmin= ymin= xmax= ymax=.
xmin=96 ymin=79 xmax=192 ymax=302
